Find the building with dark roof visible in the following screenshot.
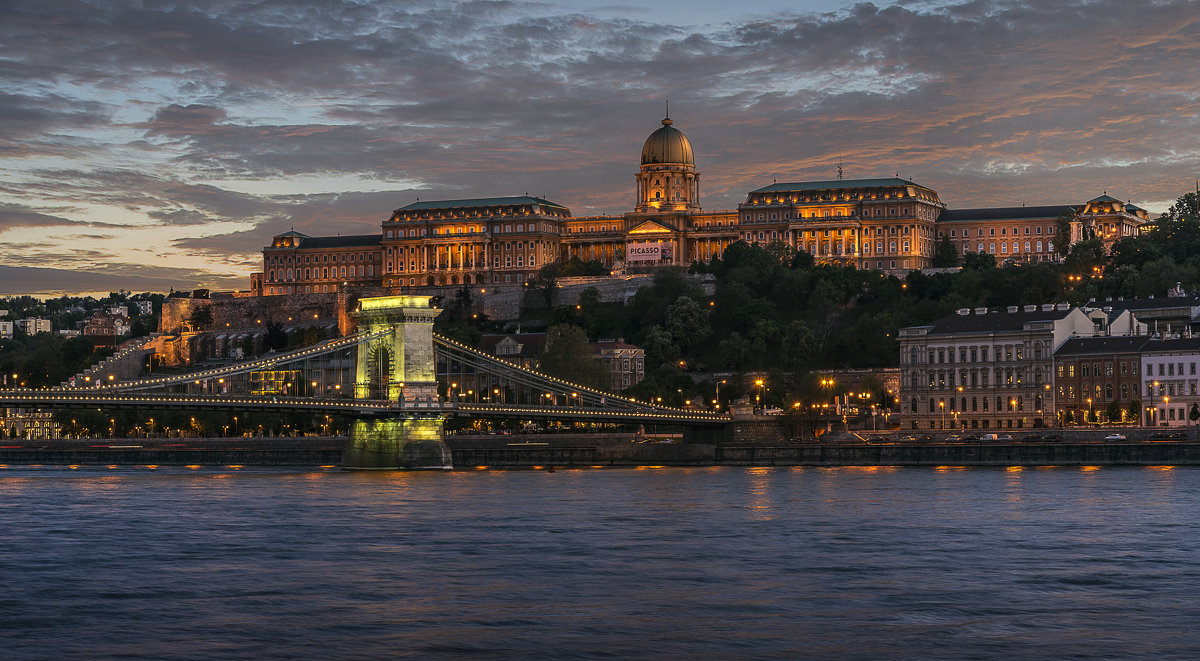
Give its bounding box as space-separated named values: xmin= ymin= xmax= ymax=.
xmin=252 ymin=116 xmax=1151 ymax=296
xmin=1054 ymin=336 xmax=1152 ymax=426
xmin=898 ymin=303 xmax=1145 ymax=431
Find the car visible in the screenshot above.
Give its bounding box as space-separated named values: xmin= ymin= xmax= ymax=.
xmin=944 ymin=434 xmax=962 ymax=441
xmin=1020 ymin=434 xmax=1042 ymax=442
xmin=1041 ymin=434 xmax=1062 ymax=441
xmin=961 ymin=433 xmax=982 ymax=441
xmin=1104 ymin=433 xmax=1127 ymax=441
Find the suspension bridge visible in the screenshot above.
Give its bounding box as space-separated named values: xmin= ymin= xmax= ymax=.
xmin=0 ymin=295 xmax=728 ymax=469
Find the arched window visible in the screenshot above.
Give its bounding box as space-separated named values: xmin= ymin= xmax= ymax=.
xmin=911 ymin=398 xmax=918 ymax=413
xmin=989 ymin=242 xmax=996 ymax=253
xmin=972 ymin=397 xmax=978 ymax=411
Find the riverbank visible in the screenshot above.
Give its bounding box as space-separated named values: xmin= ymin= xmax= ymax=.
xmin=4 ymin=430 xmax=1200 ymax=467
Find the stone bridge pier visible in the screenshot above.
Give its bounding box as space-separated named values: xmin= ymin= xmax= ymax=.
xmin=343 ymin=295 xmax=452 ymax=470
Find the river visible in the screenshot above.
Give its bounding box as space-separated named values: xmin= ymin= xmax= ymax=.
xmin=3 ymin=464 xmax=1199 ymax=659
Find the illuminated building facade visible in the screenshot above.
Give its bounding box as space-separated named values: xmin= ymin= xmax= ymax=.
xmin=251 ymin=115 xmax=1150 ymax=295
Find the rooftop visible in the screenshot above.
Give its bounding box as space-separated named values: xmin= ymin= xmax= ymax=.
xmin=922 ymin=307 xmax=1076 ymax=335
xmin=1055 ymin=336 xmax=1152 ymax=356
xmin=938 ymin=206 xmax=1075 ymax=222
xmin=749 ymin=178 xmax=926 ymax=194
xmin=398 ymin=196 xmax=568 ymax=212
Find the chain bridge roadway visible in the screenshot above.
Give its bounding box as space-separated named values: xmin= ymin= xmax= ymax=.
xmin=0 ymin=390 xmax=729 ymax=426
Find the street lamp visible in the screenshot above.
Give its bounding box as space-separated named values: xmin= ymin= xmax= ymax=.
xmin=939 ymin=399 xmax=945 ymax=430
xmin=755 ymin=378 xmax=764 ymax=409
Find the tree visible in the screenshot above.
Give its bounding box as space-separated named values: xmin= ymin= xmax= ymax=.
xmin=188 ymin=305 xmax=213 ymax=331
xmin=662 ymin=296 xmax=711 ymax=354
xmin=1191 ymin=403 xmax=1199 ymax=424
xmin=1064 ymin=239 xmax=1105 ymax=273
xmin=1105 ymin=400 xmax=1121 ymax=424
xmin=962 ymin=251 xmax=996 ymax=270
xmin=1052 ymin=208 xmax=1074 ymax=256
xmin=932 ymin=235 xmax=960 ymax=267
xmin=538 ymin=324 xmax=610 ymax=390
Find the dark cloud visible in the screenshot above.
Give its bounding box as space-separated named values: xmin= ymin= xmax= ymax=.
xmin=0 ymin=204 xmax=82 ymax=230
xmin=0 ymin=263 xmax=245 ymax=297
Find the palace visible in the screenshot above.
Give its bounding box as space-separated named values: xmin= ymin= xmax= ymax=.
xmin=252 ymin=115 xmax=1151 ymax=296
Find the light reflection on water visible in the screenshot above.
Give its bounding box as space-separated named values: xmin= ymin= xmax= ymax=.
xmin=2 ymin=465 xmax=1200 ymax=659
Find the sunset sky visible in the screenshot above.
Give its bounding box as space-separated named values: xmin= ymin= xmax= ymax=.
xmin=2 ymin=0 xmax=1198 ymax=297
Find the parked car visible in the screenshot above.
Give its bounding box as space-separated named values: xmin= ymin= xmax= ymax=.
xmin=1020 ymin=434 xmax=1042 ymax=442
xmin=1104 ymin=433 xmax=1127 ymax=441
xmin=1041 ymin=434 xmax=1062 ymax=441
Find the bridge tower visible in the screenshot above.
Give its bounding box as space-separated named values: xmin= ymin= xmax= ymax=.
xmin=343 ymin=295 xmax=452 ymax=470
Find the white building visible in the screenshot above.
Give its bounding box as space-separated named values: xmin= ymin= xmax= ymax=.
xmin=16 ymin=318 xmax=51 ymax=335
xmin=1140 ymin=337 xmax=1200 ymax=427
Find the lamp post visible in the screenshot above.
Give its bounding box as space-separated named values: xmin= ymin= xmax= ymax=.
xmin=939 ymin=400 xmax=945 ymax=430
xmin=755 ymin=378 xmax=764 ymax=410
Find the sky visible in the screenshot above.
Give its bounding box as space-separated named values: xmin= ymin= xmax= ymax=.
xmin=2 ymin=0 xmax=1198 ymax=297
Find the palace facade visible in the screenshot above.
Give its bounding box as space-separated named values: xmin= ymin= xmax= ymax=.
xmin=252 ymin=115 xmax=1151 ymax=296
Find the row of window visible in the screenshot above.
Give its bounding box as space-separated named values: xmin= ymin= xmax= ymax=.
xmin=962 ymin=241 xmax=1048 ymax=254
xmin=745 ymin=207 xmax=916 ymax=222
xmin=267 ymin=265 xmax=373 ymax=282
xmin=915 ymin=367 xmax=1044 ymax=389
xmin=1146 ymin=381 xmax=1199 ymax=397
xmin=266 ymin=252 xmax=374 ymax=266
xmin=910 ymin=344 xmax=1046 ymax=365
xmin=910 ymin=395 xmax=1044 ymax=413
xmin=1058 ymin=362 xmax=1137 ymax=378
xmin=945 ymin=226 xmax=1053 ymax=238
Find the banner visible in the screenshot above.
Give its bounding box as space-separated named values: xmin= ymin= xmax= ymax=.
xmin=627 ymin=242 xmax=671 ymax=262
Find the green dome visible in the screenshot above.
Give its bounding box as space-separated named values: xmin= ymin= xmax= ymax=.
xmin=640 ymin=117 xmax=694 ymax=166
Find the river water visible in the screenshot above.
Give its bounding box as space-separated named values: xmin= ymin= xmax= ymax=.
xmin=3 ymin=464 xmax=1200 ymax=660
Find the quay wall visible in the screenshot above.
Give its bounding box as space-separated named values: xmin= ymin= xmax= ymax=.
xmin=7 ymin=434 xmax=1200 ymax=468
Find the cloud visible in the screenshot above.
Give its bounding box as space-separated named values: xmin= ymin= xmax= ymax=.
xmin=0 ymin=263 xmax=245 ymax=297
xmin=1 ymin=0 xmax=1199 ymax=296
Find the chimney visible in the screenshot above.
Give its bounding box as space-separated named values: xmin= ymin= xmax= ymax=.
xmin=1042 ymin=304 xmax=1054 ymax=311
xmin=957 ymin=308 xmax=970 ymax=316
xmin=1023 ymin=305 xmax=1036 ymax=312
xmin=975 ymin=307 xmax=988 ymax=315
xmin=1056 ymin=302 xmax=1069 ymax=311
xmin=1007 ymin=305 xmax=1018 ymax=313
